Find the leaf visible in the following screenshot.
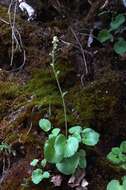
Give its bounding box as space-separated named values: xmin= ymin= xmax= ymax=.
xmin=107 ymin=176 xmax=126 ymax=190
xmin=107 ymin=179 xmax=123 ymax=190
xmin=51 ymin=128 xmax=61 ymax=136
xmin=107 ymin=148 xmax=121 ymax=164
xmin=119 ymin=153 xmax=126 ymax=162
xmin=82 ymin=128 xmax=100 ymax=146
xmin=64 ymin=136 xmax=79 ymax=158
xmin=0 ymin=143 xmax=11 ymax=152
xmin=41 ymin=159 xmax=47 ymax=168
xmin=32 ymin=169 xmax=43 ymax=184
xmin=44 ymin=136 xmax=63 ymax=163
xmin=97 ymin=29 xmax=112 ymax=43
xmin=42 ymin=171 xmax=50 ymax=179
xmin=78 ymin=149 xmax=87 ymax=169
xmin=39 ymin=119 xmax=52 ymax=132
xmin=30 ymin=159 xmax=39 ymax=167
xmin=120 ymin=141 xmax=126 ymax=153
xmin=107 ymin=146 xmax=126 ymax=167
xmin=54 ymin=134 xmax=66 ymax=157
xmin=69 ymin=126 xmax=82 ymax=134
xmin=32 ymin=169 xmax=50 ymax=185
xmin=111 ymin=147 xmax=121 ymax=155
xmin=122 ymin=176 xmax=126 ymax=188
xmin=49 ymin=128 xmax=61 ymax=138
xmin=110 ymin=14 xmax=125 ymax=31
xmin=56 ymin=153 xmax=79 ymax=175
xmin=114 ymin=38 xmax=126 ymax=55
xmin=72 ymin=133 xmax=82 ymax=143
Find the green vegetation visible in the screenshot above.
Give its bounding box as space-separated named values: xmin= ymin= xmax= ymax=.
xmin=97 ymin=13 xmax=126 ymax=55
xmin=50 ymin=36 xmax=68 ymax=136
xmin=107 ymin=141 xmax=126 ymax=169
xmin=30 ymin=158 xmax=50 ymax=184
xmin=0 ymin=142 xmax=15 ymax=156
xmin=31 ymin=118 xmax=100 ymax=184
xmin=32 ymin=168 xmax=50 ymax=185
xmin=107 ymin=176 xmax=126 ymax=190
xmin=39 ymin=118 xmax=52 ymax=132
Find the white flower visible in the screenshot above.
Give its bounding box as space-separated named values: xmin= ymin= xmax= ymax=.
xmin=52 ymin=36 xmax=59 ymax=44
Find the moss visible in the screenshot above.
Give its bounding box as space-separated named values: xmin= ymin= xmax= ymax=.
xmin=24 ymin=69 xmax=61 ymax=105
xmin=0 ymin=80 xmax=20 ymax=119
xmin=67 ymin=70 xmax=122 ymax=123
xmin=0 ymin=81 xmax=19 ymax=98
xmin=4 ymin=133 xmax=19 ymax=144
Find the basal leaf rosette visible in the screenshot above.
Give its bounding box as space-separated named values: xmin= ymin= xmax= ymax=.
xmin=44 ymin=134 xmax=80 ymax=163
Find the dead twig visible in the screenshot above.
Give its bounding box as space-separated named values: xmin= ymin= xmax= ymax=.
xmin=70 ymin=26 xmax=88 ymax=86
xmin=0 ymin=17 xmax=9 ymax=24
xmin=8 ymin=0 xmax=26 ymax=70
xmin=100 ymin=0 xmax=109 ymax=9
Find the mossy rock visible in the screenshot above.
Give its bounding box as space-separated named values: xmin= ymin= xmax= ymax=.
xmin=0 ymin=80 xmax=20 ymax=119
xmin=67 ymin=70 xmax=122 ymax=123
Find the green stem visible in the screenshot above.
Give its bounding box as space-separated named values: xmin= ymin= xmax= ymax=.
xmin=51 ymin=53 xmax=68 ymax=137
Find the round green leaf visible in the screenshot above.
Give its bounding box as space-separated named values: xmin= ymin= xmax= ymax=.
xmin=111 ymin=147 xmax=121 ymax=155
xmin=56 ymin=153 xmax=79 ymax=175
xmin=107 ymin=176 xmax=126 ymax=190
xmin=54 ymin=134 xmax=66 ymax=157
xmin=119 ymin=153 xmax=126 ymax=162
xmin=107 ymin=151 xmax=121 ymax=164
xmin=97 ymin=29 xmax=112 ymax=43
xmin=39 ymin=119 xmax=52 ymax=132
xmin=122 ymin=176 xmax=126 ymax=188
xmin=107 ymin=147 xmax=125 ymax=165
xmin=44 ymin=136 xmax=63 ymax=163
xmin=107 ymin=179 xmax=122 ymax=190
xmin=42 ymin=171 xmax=50 ymax=179
xmin=41 ymin=159 xmax=47 ymax=168
xmin=32 ymin=169 xmax=43 ymax=184
xmin=30 ymin=159 xmax=39 ymax=167
xmin=114 ymin=38 xmax=126 ymax=55
xmin=72 ymin=132 xmax=82 ymax=143
xmin=82 ymin=128 xmax=100 ymax=146
xmin=64 ymin=136 xmax=79 ymax=158
xmin=120 ymin=141 xmax=126 ymax=153
xmin=69 ymin=126 xmax=82 ymax=134
xmin=51 ymin=128 xmax=61 ymax=136
xmin=110 ymin=14 xmax=125 ymax=31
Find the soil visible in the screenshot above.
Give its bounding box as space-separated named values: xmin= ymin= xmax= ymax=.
xmin=0 ymin=1 xmax=126 ymax=190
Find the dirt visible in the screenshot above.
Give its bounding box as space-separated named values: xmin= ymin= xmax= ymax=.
xmin=0 ymin=1 xmax=126 ymax=190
